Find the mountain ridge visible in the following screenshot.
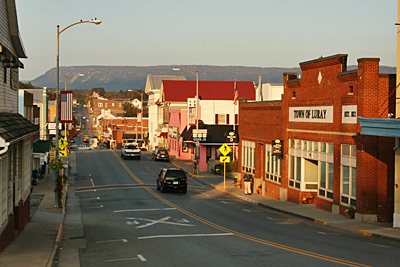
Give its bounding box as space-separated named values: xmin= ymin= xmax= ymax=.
xmin=29 ymin=65 xmax=396 ymax=91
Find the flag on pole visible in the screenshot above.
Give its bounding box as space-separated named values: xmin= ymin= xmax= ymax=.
xmin=60 ymin=91 xmax=73 ymax=123
xmin=233 ymin=80 xmax=239 ymax=105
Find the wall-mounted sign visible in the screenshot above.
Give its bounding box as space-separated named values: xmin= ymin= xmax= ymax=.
xmin=272 ymin=139 xmax=283 ymax=156
xmin=193 ymin=129 xmax=207 ymax=141
xmin=289 ymin=106 xmax=333 ymax=123
xmin=225 ymin=130 xmax=238 ymax=143
xmin=342 ymin=105 xmax=357 ymax=124
xmin=169 ymin=126 xmax=178 ymax=139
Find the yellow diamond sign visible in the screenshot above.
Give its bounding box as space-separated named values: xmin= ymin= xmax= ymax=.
xmin=58 ymin=137 xmax=68 ymax=150
xmin=219 ymin=143 xmax=231 ymax=156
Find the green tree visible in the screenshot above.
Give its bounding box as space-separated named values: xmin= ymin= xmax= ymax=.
xmin=91 ymin=87 xmax=106 ymax=96
xmin=123 ymin=102 xmax=140 ymax=117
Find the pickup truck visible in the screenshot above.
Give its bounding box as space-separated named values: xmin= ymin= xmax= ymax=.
xmin=121 ymin=143 xmax=141 ymax=160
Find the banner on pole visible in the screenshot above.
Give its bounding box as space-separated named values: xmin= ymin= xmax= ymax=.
xmin=60 ymin=91 xmax=73 ymax=123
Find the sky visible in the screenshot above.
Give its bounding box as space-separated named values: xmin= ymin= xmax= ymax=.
xmin=15 ymin=0 xmax=398 ymax=81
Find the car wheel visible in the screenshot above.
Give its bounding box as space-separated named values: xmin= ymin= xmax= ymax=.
xmin=161 ymin=184 xmax=166 ymax=193
xmin=182 ymin=187 xmax=187 ymax=194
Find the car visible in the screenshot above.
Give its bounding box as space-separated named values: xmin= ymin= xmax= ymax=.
xmin=70 ymin=145 xmax=78 ymax=151
xmin=151 ymin=149 xmax=169 ymax=161
xmin=78 ymin=145 xmax=94 ymax=150
xmin=121 ymin=142 xmax=141 ymax=160
xmin=70 ymin=138 xmax=75 ymax=143
xmin=156 ymin=168 xmax=187 ymax=193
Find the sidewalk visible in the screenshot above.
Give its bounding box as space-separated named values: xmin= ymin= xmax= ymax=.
xmin=171 ymin=158 xmax=400 ymax=243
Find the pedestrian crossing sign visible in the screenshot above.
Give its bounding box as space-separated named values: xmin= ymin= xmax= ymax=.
xmin=218 ymin=143 xmax=231 ymax=156
xmin=58 ymin=137 xmax=68 ymax=150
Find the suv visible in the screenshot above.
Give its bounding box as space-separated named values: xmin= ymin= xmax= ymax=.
xmin=156 ymin=168 xmax=187 ymax=193
xmin=151 ymin=149 xmax=169 ymax=161
xmin=121 ymin=143 xmax=141 ymax=160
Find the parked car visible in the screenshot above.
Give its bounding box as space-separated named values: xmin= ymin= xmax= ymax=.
xmin=156 ymin=168 xmax=187 ymax=193
xmin=121 ymin=142 xmax=141 ymax=160
xmin=70 ymin=145 xmax=78 ymax=151
xmin=78 ymin=145 xmax=94 ymax=150
xmin=151 ymin=149 xmax=169 ymax=161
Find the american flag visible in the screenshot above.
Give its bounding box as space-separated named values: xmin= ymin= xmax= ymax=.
xmin=60 ymin=91 xmax=73 ymax=123
xmin=233 ymin=80 xmax=239 ymax=105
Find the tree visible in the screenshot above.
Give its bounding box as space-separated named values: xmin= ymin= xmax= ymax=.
xmin=123 ymin=102 xmax=140 ymax=117
xmin=91 ymin=87 xmax=106 ymax=96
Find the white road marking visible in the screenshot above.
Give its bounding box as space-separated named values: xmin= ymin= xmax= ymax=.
xmin=125 ymin=216 xmax=194 ymax=228
xmin=267 ymin=217 xmax=286 ymax=221
xmin=138 ymin=233 xmax=234 ymax=240
xmin=85 ymin=197 xmax=100 ymax=200
xmin=86 ymin=205 xmax=103 ymax=209
xmin=105 ymin=255 xmax=146 ymax=262
xmin=91 ymin=179 xmax=95 ymax=187
xmin=114 ymin=208 xmax=176 ymax=213
xmin=221 ymin=201 xmax=229 ymax=204
xmin=243 ymin=209 xmax=251 ymax=212
xmin=368 ymin=243 xmax=390 ymax=248
xmin=96 ymin=239 xmax=127 ymax=243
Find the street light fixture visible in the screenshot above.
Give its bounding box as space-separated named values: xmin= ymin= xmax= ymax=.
xmin=55 ymin=19 xmax=101 ymax=206
xmin=173 ymin=68 xmax=199 ymax=174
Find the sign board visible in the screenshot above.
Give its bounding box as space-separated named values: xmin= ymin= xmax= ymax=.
xmin=48 ymin=123 xmax=62 ymax=130
xmin=193 ymin=129 xmax=207 ymax=142
xmin=272 ymin=139 xmax=283 ymax=156
xmin=289 ymin=106 xmax=333 ymax=123
xmin=219 ymin=143 xmax=231 ymax=156
xmin=220 ymin=156 xmax=230 ymax=163
xmin=58 ymin=137 xmax=68 ymax=150
xmin=59 ymin=150 xmax=67 ymax=157
xmin=225 ymin=130 xmax=238 ymax=143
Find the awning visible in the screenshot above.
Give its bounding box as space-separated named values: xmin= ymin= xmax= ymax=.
xmin=160 ymin=132 xmax=168 ymax=138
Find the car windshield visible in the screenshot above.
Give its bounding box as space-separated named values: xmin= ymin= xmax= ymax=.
xmin=158 ymin=150 xmax=168 ymax=155
xmin=166 ymin=170 xmax=186 ymax=178
xmin=126 ymin=144 xmax=138 ymax=149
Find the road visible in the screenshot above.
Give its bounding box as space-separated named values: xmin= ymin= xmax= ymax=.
xmin=68 ymin=148 xmax=400 ymax=267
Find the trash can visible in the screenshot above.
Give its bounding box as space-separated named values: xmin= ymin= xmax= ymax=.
xmin=207 ymin=158 xmax=215 ymax=173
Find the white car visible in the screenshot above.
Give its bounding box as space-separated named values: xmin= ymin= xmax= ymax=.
xmin=78 ymin=145 xmax=94 ymax=150
xmin=121 ymin=143 xmax=141 ymax=160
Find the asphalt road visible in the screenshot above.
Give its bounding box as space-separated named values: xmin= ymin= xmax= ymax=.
xmin=72 ymin=149 xmax=400 ymax=267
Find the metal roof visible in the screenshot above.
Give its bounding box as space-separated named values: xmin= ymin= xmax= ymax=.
xmin=358 ymin=117 xmax=400 ymax=137
xmin=0 ymin=112 xmax=39 ymax=144
xmin=162 ymin=80 xmax=255 ymax=102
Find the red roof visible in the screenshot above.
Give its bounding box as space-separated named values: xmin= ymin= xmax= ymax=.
xmin=162 ymin=80 xmax=255 ymax=102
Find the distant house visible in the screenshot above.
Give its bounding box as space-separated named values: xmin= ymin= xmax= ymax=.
xmin=159 ymin=80 xmax=256 ymax=172
xmin=145 ymin=74 xmax=186 ymax=150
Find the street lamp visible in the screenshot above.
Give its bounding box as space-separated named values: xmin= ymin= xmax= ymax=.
xmin=55 ymin=19 xmax=101 ymax=206
xmin=56 ymin=19 xmax=101 ymax=160
xmin=173 ymin=68 xmax=199 ymax=174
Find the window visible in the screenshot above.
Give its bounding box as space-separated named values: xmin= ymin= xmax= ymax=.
xmin=289 ymin=139 xmax=334 ymax=193
xmin=119 ymin=103 xmax=122 ymax=108
xmin=112 ymin=103 xmax=115 ymax=107
xmin=98 ymin=103 xmax=103 ymax=107
xmin=241 ymin=140 xmax=255 ymax=174
xmin=341 ymin=144 xmax=356 ymax=206
xmin=105 ymin=103 xmax=108 ymax=107
xmin=265 ymin=144 xmax=281 ymax=184
xmin=217 ymin=114 xmax=227 ymax=124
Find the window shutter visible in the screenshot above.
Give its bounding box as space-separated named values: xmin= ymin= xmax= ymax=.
xmin=226 ymin=114 xmax=230 ymax=125
xmin=215 ymin=114 xmax=218 ymax=125
xmin=235 ymin=114 xmax=238 ymax=125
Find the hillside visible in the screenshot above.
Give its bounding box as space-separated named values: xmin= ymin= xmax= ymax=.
xmin=30 ymin=65 xmax=396 ymax=91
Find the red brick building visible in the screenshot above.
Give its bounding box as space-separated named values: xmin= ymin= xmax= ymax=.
xmin=239 ymin=54 xmax=396 ymax=222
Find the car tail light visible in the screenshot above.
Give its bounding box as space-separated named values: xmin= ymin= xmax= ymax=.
xmin=163 ymin=178 xmax=166 ymax=183
xmin=186 ymin=178 xmax=188 ymax=183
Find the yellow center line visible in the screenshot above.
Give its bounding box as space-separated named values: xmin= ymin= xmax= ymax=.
xmin=111 ymin=150 xmax=370 ymax=267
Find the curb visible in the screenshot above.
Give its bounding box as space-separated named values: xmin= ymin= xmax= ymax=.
xmin=46 ymin=224 xmax=63 ymax=267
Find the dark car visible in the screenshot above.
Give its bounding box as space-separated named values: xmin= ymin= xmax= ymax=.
xmin=156 ymin=168 xmax=187 ymax=193
xmin=151 ymin=149 xmax=169 ymax=161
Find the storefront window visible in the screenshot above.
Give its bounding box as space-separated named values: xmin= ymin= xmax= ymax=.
xmin=241 ymin=140 xmax=255 ymax=174
xmin=341 ymin=144 xmax=356 ymax=206
xmin=265 ymin=144 xmax=281 ymax=184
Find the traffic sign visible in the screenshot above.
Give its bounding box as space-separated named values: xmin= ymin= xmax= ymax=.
xmin=59 ymin=150 xmax=67 ymax=157
xmin=220 ymin=156 xmax=230 ymax=163
xmin=218 ymin=143 xmax=231 ymax=156
xmin=58 ymin=137 xmax=68 ymax=150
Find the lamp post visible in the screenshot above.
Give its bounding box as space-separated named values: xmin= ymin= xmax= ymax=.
xmin=173 ymin=68 xmax=199 ymax=174
xmin=55 ymin=19 xmax=101 ymax=206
